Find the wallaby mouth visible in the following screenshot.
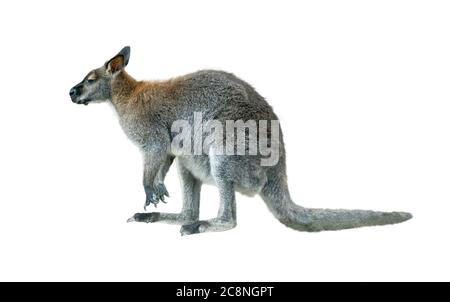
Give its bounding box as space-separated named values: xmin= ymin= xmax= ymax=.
xmin=74 ymin=98 xmax=91 ymax=105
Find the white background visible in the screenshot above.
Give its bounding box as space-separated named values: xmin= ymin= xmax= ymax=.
xmin=0 ymin=0 xmax=449 ymax=281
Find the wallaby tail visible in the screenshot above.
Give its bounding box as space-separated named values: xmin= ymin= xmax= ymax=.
xmin=261 ymin=178 xmax=412 ymax=232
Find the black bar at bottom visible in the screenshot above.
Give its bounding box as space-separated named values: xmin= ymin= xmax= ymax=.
xmin=0 ymin=282 xmax=447 ymax=300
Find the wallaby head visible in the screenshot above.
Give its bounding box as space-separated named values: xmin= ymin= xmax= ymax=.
xmin=69 ymin=46 xmax=131 ymax=105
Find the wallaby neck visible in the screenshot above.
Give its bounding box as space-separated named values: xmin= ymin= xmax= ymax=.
xmin=110 ymin=71 xmax=141 ymax=112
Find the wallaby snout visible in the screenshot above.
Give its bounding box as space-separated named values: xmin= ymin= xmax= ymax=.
xmin=69 ymin=83 xmax=88 ymax=105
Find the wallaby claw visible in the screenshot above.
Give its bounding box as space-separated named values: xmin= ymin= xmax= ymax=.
xmin=156 ymin=183 xmax=170 ymax=198
xmin=160 ymin=184 xmax=170 ymax=197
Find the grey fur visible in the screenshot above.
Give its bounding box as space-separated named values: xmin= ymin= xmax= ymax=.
xmin=71 ymin=47 xmax=412 ymax=235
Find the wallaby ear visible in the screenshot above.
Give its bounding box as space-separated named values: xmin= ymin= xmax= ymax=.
xmin=105 ymin=46 xmax=130 ymax=74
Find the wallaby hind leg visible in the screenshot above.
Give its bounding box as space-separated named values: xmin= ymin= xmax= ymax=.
xmin=180 ymin=179 xmax=237 ymax=236
xmin=128 ymin=162 xmax=201 ymax=225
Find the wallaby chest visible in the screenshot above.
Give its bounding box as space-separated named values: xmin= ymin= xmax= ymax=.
xmin=119 ymin=112 xmax=153 ymax=148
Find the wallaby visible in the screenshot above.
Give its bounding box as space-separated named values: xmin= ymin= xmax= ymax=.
xmin=70 ymin=46 xmax=412 ymax=235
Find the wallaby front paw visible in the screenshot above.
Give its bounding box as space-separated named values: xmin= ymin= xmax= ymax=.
xmin=127 ymin=212 xmax=160 ymax=223
xmin=144 ymin=184 xmax=169 ymax=210
xmin=156 ymin=183 xmax=170 ymax=198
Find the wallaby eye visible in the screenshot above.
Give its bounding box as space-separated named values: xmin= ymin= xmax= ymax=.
xmin=87 ymin=78 xmax=96 ymax=84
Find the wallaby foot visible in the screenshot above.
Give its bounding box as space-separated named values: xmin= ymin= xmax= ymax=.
xmin=127 ymin=212 xmax=196 ymax=225
xmin=127 ymin=212 xmax=160 ymax=223
xmin=180 ymin=219 xmax=237 ymax=236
